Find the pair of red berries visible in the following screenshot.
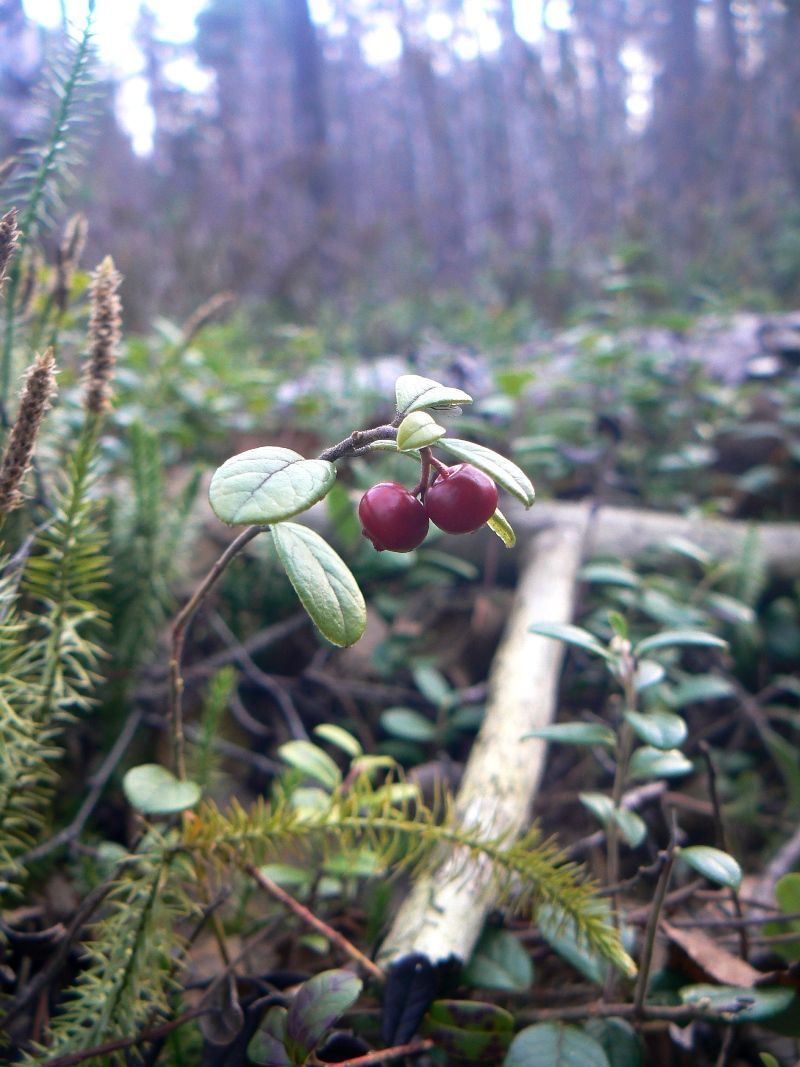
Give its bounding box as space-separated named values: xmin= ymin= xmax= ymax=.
xmin=359 ymin=463 xmax=498 ymax=552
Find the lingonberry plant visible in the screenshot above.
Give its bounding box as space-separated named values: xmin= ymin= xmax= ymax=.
xmin=128 ymin=373 xmax=535 ymax=805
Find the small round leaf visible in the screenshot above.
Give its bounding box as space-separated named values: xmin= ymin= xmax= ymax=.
xmin=503 ymin=1023 xmax=611 ymax=1067
xmin=278 ymin=740 xmax=342 ymax=790
xmin=396 ymin=411 xmax=446 ymax=451
xmin=272 ymin=522 xmax=366 ymax=647
xmin=209 ymin=447 xmax=335 ymax=526
xmin=122 ymin=764 xmax=201 ymax=815
xmin=624 ymin=710 xmax=688 ymax=750
xmin=629 ymin=746 xmax=693 ymax=780
xmin=677 ymin=846 xmax=742 ymax=889
xmin=286 ymin=970 xmax=363 ymax=1056
xmin=395 ymin=374 xmax=473 ymax=414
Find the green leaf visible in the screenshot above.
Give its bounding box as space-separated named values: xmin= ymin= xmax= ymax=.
xmin=278 ymin=740 xmax=342 ymax=790
xmin=395 ymin=374 xmax=473 ymax=414
xmin=629 ymin=746 xmax=693 ymax=780
xmin=380 ymin=707 xmax=437 ymax=742
xmin=122 ymin=764 xmax=201 ymax=815
xmin=706 ymin=592 xmax=755 ymax=627
xmin=537 ymin=905 xmax=607 ymax=986
xmin=523 ymin=723 xmax=616 ymax=747
xmin=624 ymin=710 xmax=688 ymax=750
xmin=679 ymin=984 xmax=793 ymax=1022
xmin=438 ymin=438 xmax=535 ymax=507
xmin=583 ymin=1019 xmax=644 ymax=1067
xmin=677 ymin=846 xmax=742 ymax=889
xmin=464 ymin=927 xmax=534 ymax=992
xmin=759 ymin=1054 xmax=780 ymax=1067
xmin=579 ymin=794 xmax=647 ymax=848
xmin=579 ymin=564 xmax=640 ymax=588
xmin=209 ymin=447 xmax=336 ymax=525
xmin=613 ymin=809 xmax=648 ymax=849
xmin=248 ymin=1006 xmax=291 ymax=1067
xmin=487 ymin=508 xmax=516 ymax=548
xmin=634 ymin=630 xmax=727 ymax=656
xmin=634 ymin=659 xmax=665 ymax=692
xmin=423 ymin=999 xmax=514 ymax=1062
xmin=286 ymin=969 xmax=362 ymax=1057
xmin=502 ymin=1023 xmax=611 ymax=1067
xmin=776 ymin=873 xmax=800 ymax=915
xmin=396 ymin=410 xmax=446 ymax=450
xmin=528 ymin=622 xmax=612 ymax=661
xmin=667 ymin=674 xmax=736 ymax=707
xmin=272 ymin=522 xmax=366 ymax=647
xmin=314 ymin=724 xmax=362 ymax=758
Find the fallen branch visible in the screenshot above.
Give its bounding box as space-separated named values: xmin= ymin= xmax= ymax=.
xmin=378 ymin=509 xmax=591 ymax=973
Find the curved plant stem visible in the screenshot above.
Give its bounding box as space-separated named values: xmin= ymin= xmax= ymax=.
xmin=169 ymin=524 xmax=265 ymax=779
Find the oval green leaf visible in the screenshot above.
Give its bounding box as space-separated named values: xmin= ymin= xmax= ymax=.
xmin=677 ymin=846 xmax=742 ymax=889
xmin=395 ymin=374 xmax=473 ymax=414
xmin=667 ymin=674 xmax=736 ymax=707
xmin=578 ymin=794 xmax=646 ymax=847
xmin=584 ymin=1018 xmax=644 ymax=1067
xmin=634 ymin=630 xmax=728 ymax=657
xmin=278 ymin=740 xmax=342 ymax=790
xmin=286 ymin=969 xmax=363 ymax=1056
xmin=381 ymin=707 xmax=437 ymax=742
xmin=396 ymin=411 xmax=446 ymax=451
xmin=209 ymin=447 xmax=335 ymax=526
xmin=528 ymin=622 xmax=612 ymax=661
xmin=423 ymin=1000 xmax=513 ymax=1062
xmin=624 ymin=710 xmax=688 ymax=750
xmin=247 ymin=1005 xmax=291 ymax=1067
xmin=313 ymin=723 xmax=363 ymax=758
xmin=122 ymin=764 xmax=201 ymax=815
xmin=438 ymin=438 xmax=535 ymax=507
xmin=579 ymin=564 xmax=640 ymax=588
xmin=524 ymin=723 xmax=616 ymax=747
xmin=464 ymin=928 xmax=534 ymax=992
xmin=679 ymin=984 xmax=793 ymax=1022
xmin=487 ymin=507 xmax=516 ymax=547
xmin=629 ymin=746 xmax=693 ymax=780
xmin=272 ymin=522 xmax=366 ymax=647
xmin=503 ymin=1023 xmax=611 ymax=1067
xmin=634 ymin=659 xmax=665 ymax=692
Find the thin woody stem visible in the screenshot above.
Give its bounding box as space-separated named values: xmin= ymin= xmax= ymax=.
xmin=170 ymin=524 xmax=265 ymax=778
xmin=168 ymin=419 xmax=403 ymax=779
xmin=248 ymin=864 xmax=385 ymax=982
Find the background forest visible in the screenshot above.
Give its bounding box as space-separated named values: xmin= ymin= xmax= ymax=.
xmin=4 ymin=0 xmax=800 ymax=326
xmin=2 ymin=1 xmax=800 ymax=1066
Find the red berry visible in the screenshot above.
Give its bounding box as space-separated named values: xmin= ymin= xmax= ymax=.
xmin=424 ymin=463 xmax=498 ymax=534
xmin=359 ymin=482 xmax=429 ymax=552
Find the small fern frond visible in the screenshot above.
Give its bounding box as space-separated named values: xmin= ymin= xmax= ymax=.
xmin=185 ymin=777 xmax=630 ymax=972
xmin=20 ymin=850 xmax=195 ymax=1066
xmin=22 ymin=425 xmax=108 ymax=723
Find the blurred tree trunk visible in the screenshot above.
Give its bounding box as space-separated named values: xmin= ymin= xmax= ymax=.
xmin=397 ymin=1 xmax=466 ymax=276
xmin=283 ymin=0 xmax=332 ymax=213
